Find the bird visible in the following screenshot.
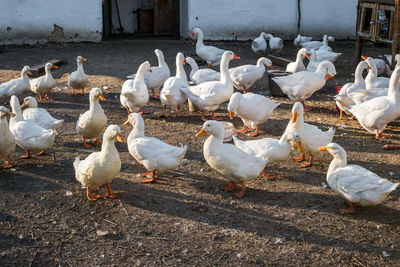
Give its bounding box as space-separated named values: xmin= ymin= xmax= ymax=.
xmin=300 ymin=35 xmax=335 ymax=50
xmin=195 ymin=120 xmax=267 ymax=198
xmin=191 ymin=28 xmax=227 ymax=68
xmin=68 ymin=56 xmax=88 ymax=95
xmin=0 ymin=106 xmax=16 ymax=169
xmin=126 ymin=49 xmax=170 ymax=99
xmin=0 ymin=66 xmax=31 ymax=99
xmin=264 ymin=33 xmax=284 ymax=53
xmin=293 ymin=34 xmax=313 ymax=47
xmin=76 ymin=88 xmax=107 ymax=147
xmin=124 ymin=113 xmax=187 ymax=183
xmin=74 ymin=125 xmax=125 ymax=201
xmin=20 ymin=96 xmax=64 ymax=131
xmin=251 ymin=32 xmax=268 ymax=55
xmin=363 ymin=56 xmax=390 ymax=89
xmin=30 ymin=62 xmax=58 ymax=100
xmin=184 ymin=56 xmax=220 ymax=84
xmin=286 ymin=48 xmax=310 ymax=73
xmin=319 ymin=143 xmax=398 ymax=213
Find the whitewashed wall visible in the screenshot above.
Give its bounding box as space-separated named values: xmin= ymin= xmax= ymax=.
xmin=0 ymin=0 xmax=102 ymax=45
xmin=185 ymin=0 xmax=358 ymax=40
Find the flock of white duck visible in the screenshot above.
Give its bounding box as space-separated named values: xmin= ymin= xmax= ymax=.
xmin=0 ymin=28 xmax=399 ymax=213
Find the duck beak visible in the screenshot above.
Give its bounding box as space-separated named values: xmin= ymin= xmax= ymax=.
xmin=296 ymin=141 xmax=303 ymax=152
xmin=325 ymin=74 xmax=333 ymax=80
xmin=318 ymin=146 xmax=327 ymax=151
xmin=20 ymin=103 xmax=27 ymax=109
xmin=191 ymin=31 xmax=195 ymax=36
xmin=148 ymin=68 xmax=152 ymax=72
xmin=27 ymin=70 xmax=32 ymax=75
xmin=116 ymin=133 xmax=125 ymax=143
xmin=269 ymin=65 xmax=273 ymax=70
xmin=182 ymin=60 xmax=186 ymax=65
xmin=291 ymin=112 xmax=298 ymax=123
xmin=367 ymin=66 xmax=371 ymax=69
xmin=195 ymin=128 xmax=206 ymax=137
xmin=51 ymin=65 xmax=58 ymax=69
xmin=6 ymin=111 xmax=15 ymax=117
xmin=229 ymin=111 xmax=235 ymax=120
xmin=361 ymin=56 xmax=368 ymax=61
xmin=123 ymin=119 xmax=130 ymax=125
xmin=82 ymin=58 xmax=87 ymax=62
xmin=305 ymin=53 xmax=310 ymax=59
xmin=99 ymin=93 xmax=106 ymax=101
xmin=233 ymin=54 xmax=240 ymax=59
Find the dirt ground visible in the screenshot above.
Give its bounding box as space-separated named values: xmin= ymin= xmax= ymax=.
xmin=0 ymin=36 xmax=399 ymax=266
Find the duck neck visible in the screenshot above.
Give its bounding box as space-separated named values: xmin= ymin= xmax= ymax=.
xmin=0 ymin=116 xmax=10 ymax=135
xmin=327 ymin=153 xmax=347 ymax=178
xmin=89 ymin=97 xmax=101 ymax=111
xmin=322 ymin=35 xmax=328 ymax=45
xmin=77 ymin=62 xmax=84 ymax=73
xmin=310 ymin=50 xmax=317 ymax=62
xmin=130 ymin=118 xmax=145 ymax=139
xmin=387 ymin=70 xmax=400 ymax=101
xmin=293 ymin=112 xmax=304 ymax=132
xmin=100 ymin=137 xmax=117 ymax=156
xmin=220 ymin=55 xmax=232 ymax=84
xmin=157 ymin=53 xmax=166 ymax=67
xmin=176 ymin=57 xmax=187 ymax=80
xmin=10 ymin=104 xmax=23 ymax=126
xmin=204 ymin=133 xmax=224 ymax=154
xmin=188 ymin=60 xmax=199 ymax=78
xmin=195 ymin=31 xmax=204 ymax=49
xmin=295 ymin=51 xmax=305 ymax=63
xmin=21 ymin=70 xmax=29 ymax=80
xmin=354 ymin=64 xmax=366 ymax=87
xmin=136 ymin=64 xmax=147 ymax=80
xmin=257 ymin=58 xmax=267 ymax=71
xmin=366 ymin=63 xmax=378 ymax=80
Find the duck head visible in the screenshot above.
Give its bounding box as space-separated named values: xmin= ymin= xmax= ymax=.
xmin=191 ymin=28 xmax=201 ymax=38
xmin=90 ymin=87 xmax=106 ymax=101
xmin=195 ymin=120 xmax=224 ymax=138
xmin=227 ymin=92 xmax=242 ymax=119
xmin=299 ymin=48 xmax=310 ymax=59
xmin=319 ymin=142 xmax=346 ymax=159
xmin=0 ymin=106 xmax=15 ymax=119
xmin=77 ymin=56 xmax=87 ymax=64
xmin=21 ymin=96 xmax=38 ymax=109
xmin=22 ymin=66 xmax=31 ymax=76
xmin=291 ymin=102 xmax=304 ymax=123
xmin=45 ymin=62 xmax=58 ymax=72
xmin=104 ymin=124 xmax=125 ymax=143
xmin=258 ymin=57 xmax=273 ymax=69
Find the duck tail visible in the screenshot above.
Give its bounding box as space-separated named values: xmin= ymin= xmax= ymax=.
xmin=389 ymin=182 xmax=399 ymax=193
xmin=73 ymin=156 xmax=80 ymax=171
xmin=177 ymin=144 xmax=188 ymax=162
xmin=54 ymin=119 xmax=64 ymax=132
xmin=126 ymin=73 xmax=136 ymax=79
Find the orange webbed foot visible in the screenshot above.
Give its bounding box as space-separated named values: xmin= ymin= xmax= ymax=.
xmin=222 ymin=181 xmax=236 ymax=191
xmin=141 ymin=178 xmax=156 ymax=183
xmin=35 ymin=150 xmax=45 ymax=157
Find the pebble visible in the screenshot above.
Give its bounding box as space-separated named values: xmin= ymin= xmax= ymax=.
xmin=66 ymin=191 xmax=73 ymax=196
xmin=321 ymin=182 xmax=328 ymax=188
xmin=237 ymin=253 xmax=244 ymax=259
xmin=382 ymin=251 xmax=390 ymax=257
xmin=96 ymin=230 xmax=108 ymax=236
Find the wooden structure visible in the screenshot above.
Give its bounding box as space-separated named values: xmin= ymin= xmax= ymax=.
xmin=355 ymin=0 xmax=400 ymax=66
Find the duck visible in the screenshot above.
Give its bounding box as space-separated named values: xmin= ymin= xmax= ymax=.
xmin=229 ymin=57 xmax=272 ymax=93
xmin=184 ymin=56 xmax=220 ymax=84
xmin=9 ymin=95 xmax=56 ymax=159
xmin=68 ymin=56 xmax=88 ymax=95
xmin=74 ymin=125 xmax=125 ymax=201
xmin=191 ymin=28 xmax=227 ymax=68
xmin=251 ymin=32 xmax=268 ymax=55
xmin=124 ymin=113 xmax=187 ymax=183
xmin=20 ymin=96 xmax=64 ymax=131
xmin=306 ymin=49 xmax=319 ymax=72
xmin=30 ymin=63 xmax=58 ymax=100
xmin=315 ymin=49 xmax=342 ymax=63
xmin=0 ymin=66 xmax=31 ymax=99
xmin=347 ymin=87 xmax=388 ymax=105
xmin=318 ymin=35 xmax=334 ymax=51
xmin=0 ymin=106 xmax=16 ymax=169
xmin=228 ymin=92 xmax=279 ymax=136
xmin=120 ymin=61 xmax=151 ymax=116
xmin=287 ymin=102 xmax=335 ymax=167
xmin=373 ymin=58 xmax=392 ymax=76
xmin=126 ymin=49 xmax=170 ymax=98
xmin=180 ymin=51 xmax=239 ymax=121
xmin=264 ymin=33 xmax=284 ymax=53
xmin=160 ymin=52 xmax=188 ymax=117
xmin=76 ymin=88 xmax=107 ymax=147
xmin=348 ymin=66 xmax=400 ymax=140
xmin=232 ymin=131 xmax=292 ymax=178
xmin=319 ymin=143 xmax=399 ymax=213
xmin=286 ymin=48 xmax=310 ymax=73
xmin=363 ymin=56 xmax=390 ymax=89
xmin=300 ymin=35 xmax=335 ymax=50
xmin=294 ymin=34 xmax=313 ymax=47
xmin=272 ymin=60 xmax=336 ymax=111
xmin=335 ymin=60 xmax=368 ymax=119
xmin=196 ymin=120 xmax=267 ymax=198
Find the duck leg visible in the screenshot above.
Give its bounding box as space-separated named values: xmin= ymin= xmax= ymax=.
xmin=20 ymin=150 xmax=32 ymax=159
xmin=173 ymin=107 xmax=181 ymax=118
xmin=159 ymin=106 xmax=168 ymax=118
xmin=83 ymin=137 xmax=92 ymax=148
xmin=2 ymin=155 xmax=12 ymax=169
xmin=234 ymin=180 xmax=246 ymax=198
xmin=105 ymin=183 xmax=118 ymax=199
xmin=243 ymin=87 xmax=248 ymax=94
xmin=141 ymin=170 xmax=156 ymax=183
xmin=300 ymin=100 xmax=312 ymax=111
xmin=72 ymin=87 xmax=77 ymax=95
xmin=92 ymin=137 xmax=102 ymax=146
xmin=44 ymin=93 xmax=50 ymax=100
xmin=207 ymin=64 xmax=213 ymax=69
xmin=261 ymin=170 xmax=274 ymax=179
xmin=339 ymin=202 xmax=358 ymax=214
xmin=301 ymin=155 xmax=313 ymax=167
xmin=375 ymin=129 xmax=391 ymax=141
xmin=249 ymin=125 xmax=260 ymax=136
xmin=236 ymin=125 xmax=248 ymax=133
xmin=211 ymin=111 xmax=222 ymax=121
xmin=80 ymin=88 xmax=85 ymax=95
xmin=39 ymin=93 xmax=43 ymax=101
xmin=222 ymin=181 xmax=236 ymax=191
xmin=139 ymin=108 xmax=149 ymax=115
xmin=339 ymin=109 xmax=347 ymax=120
xmin=86 ymin=187 xmax=101 ymax=201
xmin=293 ymin=153 xmax=305 ymax=162
xmin=35 ymin=150 xmax=45 ymax=157
xmin=200 ymin=111 xmax=207 ymax=122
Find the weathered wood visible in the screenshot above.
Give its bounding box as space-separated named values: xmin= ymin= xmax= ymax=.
xmin=30 ymin=59 xmax=66 ymax=77
xmin=267 ymin=55 xmax=292 ymax=67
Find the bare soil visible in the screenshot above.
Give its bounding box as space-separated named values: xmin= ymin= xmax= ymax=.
xmin=0 ymin=37 xmax=399 ymax=266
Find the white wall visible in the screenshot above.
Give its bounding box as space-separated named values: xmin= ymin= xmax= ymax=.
xmin=185 ymin=0 xmax=358 ymax=40
xmin=0 ymin=0 xmax=102 ymax=44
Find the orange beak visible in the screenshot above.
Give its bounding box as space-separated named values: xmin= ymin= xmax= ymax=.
xmin=27 ymin=70 xmax=32 ymax=75
xmin=361 ymin=56 xmax=368 ymax=61
xmin=325 ymin=74 xmax=333 ymax=80
xmin=291 ymin=112 xmax=298 ymax=123
xmin=182 ymin=60 xmax=186 ymax=65
xmin=20 ymin=103 xmax=27 ymax=109
xmin=116 ymin=133 xmax=125 ymax=143
xmin=99 ymin=93 xmax=106 ymax=101
xmin=233 ymin=54 xmax=240 ymax=59
xmin=82 ymin=58 xmax=87 ymax=62
xmin=148 ymin=68 xmax=152 ymax=72
xmin=123 ymin=119 xmax=130 ymax=125
xmin=269 ymin=65 xmax=273 ymax=70
xmin=305 ymin=53 xmax=310 ymax=59
xmin=51 ymin=65 xmax=58 ymax=69
xmin=195 ymin=128 xmax=206 ymax=137
xmin=191 ymin=31 xmax=195 ymax=36
xmin=318 ymin=146 xmax=327 ymax=151
xmin=229 ymin=111 xmax=235 ymax=120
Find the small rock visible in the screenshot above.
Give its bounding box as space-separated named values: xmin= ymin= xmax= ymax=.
xmin=389 ymin=171 xmax=394 ymax=176
xmin=146 ymin=253 xmax=151 ymax=256
xmin=114 ymin=95 xmax=117 ymax=99
xmin=200 ymin=168 xmax=205 ymax=172
xmin=237 ymin=253 xmax=244 ymax=259
xmin=10 ymin=168 xmax=16 ymax=172
xmin=102 ymin=86 xmax=109 ymax=90
xmin=317 ymin=118 xmax=322 ymax=121
xmin=321 ymin=182 xmax=328 ymax=188
xmin=338 ymin=124 xmax=347 ymax=129
xmin=18 ymin=234 xmax=23 ymax=239
xmin=96 ymin=230 xmax=108 ymax=236
xmin=66 ymin=191 xmax=73 ymax=196
xmin=383 ymin=251 xmax=390 ymax=257
xmin=274 ymin=237 xmax=284 ymax=244
xmin=376 ymin=225 xmax=382 ymax=229
xmin=37 ymin=164 xmax=43 ymax=168
xmin=174 ymin=222 xmax=181 ymax=226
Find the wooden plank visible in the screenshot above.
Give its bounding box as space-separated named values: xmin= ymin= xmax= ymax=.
xmin=268 ymin=55 xmax=292 ymax=67
xmin=30 ymin=59 xmax=66 ymax=77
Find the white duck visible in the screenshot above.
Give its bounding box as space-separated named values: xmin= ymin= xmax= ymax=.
xmin=335 ymin=60 xmax=368 ymax=119
xmin=196 ymin=120 xmax=267 ymax=198
xmin=120 ymin=61 xmax=151 ymax=115
xmin=294 ymin=34 xmax=313 ymax=47
xmin=68 ymin=56 xmax=88 ymax=95
xmin=21 ymin=96 xmax=64 ymax=131
xmin=286 ymin=48 xmax=310 ymax=73
xmin=30 ymin=63 xmax=58 ymax=100
xmin=184 ymin=56 xmax=220 ymax=84
xmin=232 ymin=131 xmax=292 ymax=178
xmin=180 ymin=51 xmax=239 ymax=121
xmin=9 ymin=95 xmax=55 ymax=159
xmin=348 ymin=66 xmax=400 ymax=140
xmin=125 ymin=113 xmax=187 ymax=183
xmin=76 ymin=88 xmax=107 ymax=147
xmin=300 ymin=35 xmax=335 ymax=50
xmin=228 ymin=92 xmax=279 ymax=136
xmin=287 ymin=102 xmax=335 ymax=167
xmin=272 ymin=60 xmax=336 ymax=110
xmin=126 ymin=49 xmax=170 ymax=98
xmin=0 ymin=66 xmax=31 ymax=99
xmin=160 ymin=52 xmax=189 ymax=117
xmin=0 ymin=106 xmax=16 ymax=169
xmin=264 ymin=33 xmax=284 ymax=53
xmin=318 ymin=35 xmax=334 ymax=51
xmin=319 ymin=143 xmax=399 ymax=213
xmin=316 ymin=49 xmax=342 ymax=63
xmin=373 ymin=58 xmax=392 ymax=76
xmin=251 ymin=32 xmax=268 ymax=55
xmin=191 ymin=28 xmax=227 ymax=68
xmin=363 ymin=56 xmax=390 ymax=89
xmin=74 ymin=125 xmax=125 ymax=201
xmin=229 ymin=57 xmax=272 ymax=93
